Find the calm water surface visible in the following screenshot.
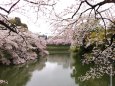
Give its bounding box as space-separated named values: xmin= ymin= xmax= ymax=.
xmin=0 ymin=53 xmax=77 ymax=86
xmin=0 ymin=53 xmax=115 ymax=86
xmin=25 ymin=54 xmax=76 ymax=86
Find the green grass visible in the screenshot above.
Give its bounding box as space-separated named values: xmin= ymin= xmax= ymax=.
xmin=48 ymin=50 xmax=70 ymax=54
xmin=47 ymin=45 xmax=70 ymax=50
xmin=46 ymin=45 xmax=70 ymax=54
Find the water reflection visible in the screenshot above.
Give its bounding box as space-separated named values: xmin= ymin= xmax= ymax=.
xmin=71 ymin=53 xmax=115 ymax=86
xmin=47 ymin=54 xmax=72 ymax=68
xmin=0 ymin=54 xmax=76 ymax=86
xmin=1 ymin=52 xmax=113 ymax=86
xmin=25 ymin=54 xmax=76 ymax=86
xmin=0 ymin=59 xmax=46 ymax=86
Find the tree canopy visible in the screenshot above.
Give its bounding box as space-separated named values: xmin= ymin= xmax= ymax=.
xmin=0 ymin=0 xmax=114 ymax=46
xmin=9 ymin=17 xmax=28 ymax=29
xmin=0 ymin=0 xmax=114 ymax=32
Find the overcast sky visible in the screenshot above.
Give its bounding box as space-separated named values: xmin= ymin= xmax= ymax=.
xmin=0 ymin=0 xmax=114 ymax=36
xmin=6 ymin=0 xmax=75 ymax=36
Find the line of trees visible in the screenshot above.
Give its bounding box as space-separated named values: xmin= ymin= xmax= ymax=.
xmin=0 ymin=0 xmax=114 ymax=62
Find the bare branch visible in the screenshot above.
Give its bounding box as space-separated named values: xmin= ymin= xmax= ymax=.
xmin=8 ymin=0 xmax=20 ymax=13
xmin=0 ymin=20 xmax=17 ymax=33
xmin=0 ymin=7 xmax=9 ymax=13
xmin=85 ymin=0 xmax=115 ymax=9
xmin=24 ymin=0 xmax=56 ymax=6
xmin=96 ymin=10 xmax=107 ymax=40
xmin=72 ymin=1 xmax=85 ymax=18
xmin=24 ymin=0 xmax=39 ymax=4
xmin=0 ymin=0 xmax=20 ymax=14
xmin=84 ymin=0 xmax=93 ymax=7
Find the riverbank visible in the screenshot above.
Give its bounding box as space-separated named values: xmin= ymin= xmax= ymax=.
xmin=0 ymin=30 xmax=48 ymax=65
xmin=47 ymin=44 xmax=70 ymax=54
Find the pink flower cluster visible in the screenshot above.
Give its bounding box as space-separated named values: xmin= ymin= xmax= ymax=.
xmin=0 ymin=30 xmax=48 ymax=65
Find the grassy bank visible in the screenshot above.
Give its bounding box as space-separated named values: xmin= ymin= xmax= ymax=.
xmin=46 ymin=45 xmax=70 ymax=54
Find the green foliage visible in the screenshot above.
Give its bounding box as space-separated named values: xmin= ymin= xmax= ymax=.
xmin=1 ymin=49 xmax=12 ymax=59
xmin=47 ymin=45 xmax=70 ymax=54
xmin=70 ymin=46 xmax=79 ymax=52
xmin=21 ymin=23 xmax=28 ymax=28
xmin=98 ymin=44 xmax=106 ymax=51
xmin=9 ymin=17 xmax=28 ymax=29
xmin=15 ymin=17 xmax=21 ymax=26
xmin=9 ymin=19 xmax=16 ymax=25
xmin=0 ymin=59 xmax=45 ymax=86
xmin=107 ymin=29 xmax=115 ymax=39
xmin=89 ymin=30 xmax=105 ymax=43
xmin=47 ymin=45 xmax=70 ymax=50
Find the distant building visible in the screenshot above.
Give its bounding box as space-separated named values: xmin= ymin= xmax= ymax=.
xmin=38 ymin=35 xmax=47 ymax=40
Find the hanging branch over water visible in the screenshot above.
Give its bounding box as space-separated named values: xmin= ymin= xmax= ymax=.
xmin=71 ymin=0 xmax=115 ymax=39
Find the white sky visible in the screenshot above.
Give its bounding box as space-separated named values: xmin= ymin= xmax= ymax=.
xmin=8 ymin=7 xmax=52 ymax=35
xmin=0 ymin=0 xmax=115 ymax=36
xmin=7 ymin=0 xmax=75 ymax=36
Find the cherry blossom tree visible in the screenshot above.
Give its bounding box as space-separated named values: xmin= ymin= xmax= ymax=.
xmin=0 ymin=0 xmax=56 ymax=34
xmin=0 ymin=0 xmax=114 ymax=38
xmin=0 ymin=30 xmax=48 ymax=65
xmin=0 ymin=0 xmax=114 ymax=84
xmin=47 ymin=28 xmax=73 ymax=45
xmin=0 ymin=0 xmax=114 ymax=62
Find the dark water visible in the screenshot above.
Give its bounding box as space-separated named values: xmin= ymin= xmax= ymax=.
xmin=0 ymin=53 xmax=115 ymax=86
xmin=71 ymin=53 xmax=115 ymax=86
xmin=0 ymin=53 xmax=76 ymax=86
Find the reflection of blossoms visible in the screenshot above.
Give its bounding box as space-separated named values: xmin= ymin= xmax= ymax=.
xmin=79 ymin=43 xmax=115 ymax=81
xmin=69 ymin=18 xmax=115 ymax=82
xmin=79 ymin=64 xmax=114 ymax=81
xmin=0 ymin=80 xmax=8 ymax=85
xmin=78 ymin=67 xmax=103 ymax=81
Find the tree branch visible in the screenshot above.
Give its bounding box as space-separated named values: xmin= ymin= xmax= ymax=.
xmin=72 ymin=1 xmax=85 ymax=18
xmin=24 ymin=0 xmax=56 ymax=6
xmin=0 ymin=0 xmax=20 ymax=14
xmin=8 ymin=0 xmax=20 ymax=13
xmin=0 ymin=20 xmax=17 ymax=33
xmin=0 ymin=7 xmax=9 ymax=13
